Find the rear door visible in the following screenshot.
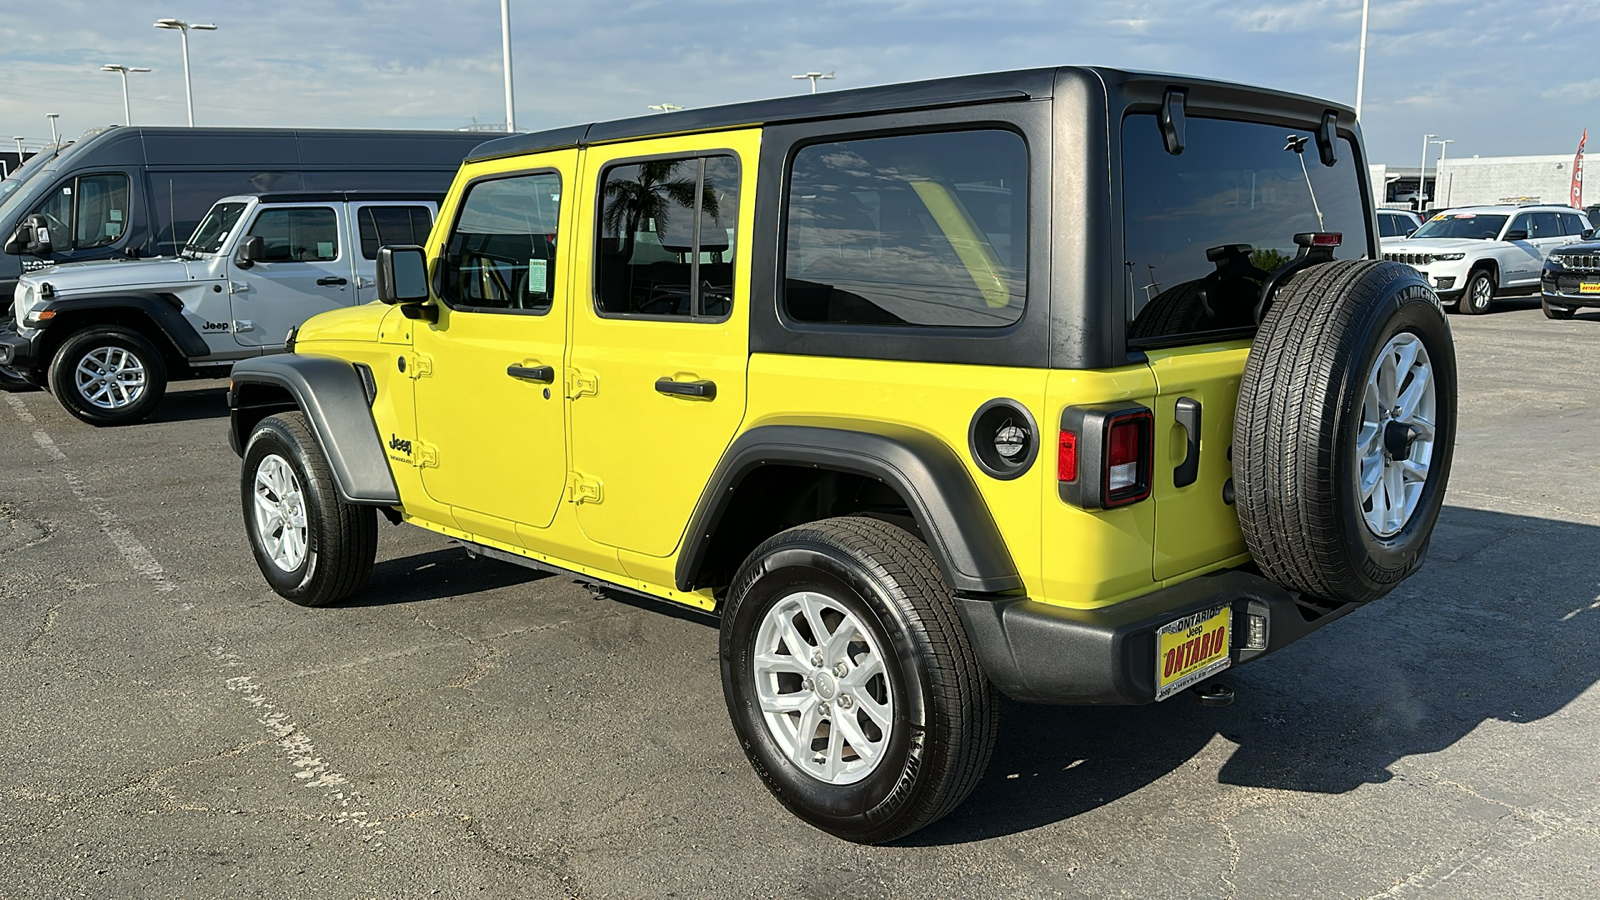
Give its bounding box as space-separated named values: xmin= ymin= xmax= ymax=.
xmin=349 ymin=201 xmax=436 ymax=304
xmin=228 ymin=204 xmax=352 ymax=348
xmin=564 ymin=131 xmax=757 ymax=558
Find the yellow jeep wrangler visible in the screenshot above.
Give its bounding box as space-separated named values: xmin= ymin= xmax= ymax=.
xmin=228 ymin=67 xmax=1456 ymax=843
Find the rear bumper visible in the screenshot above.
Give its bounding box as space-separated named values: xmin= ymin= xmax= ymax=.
xmin=956 ymin=569 xmax=1358 ymax=705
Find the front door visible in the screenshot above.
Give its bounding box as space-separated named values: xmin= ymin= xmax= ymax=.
xmin=229 ymin=204 xmax=354 ymax=348
xmin=411 ymin=155 xmax=573 ymax=540
xmin=566 ymin=132 xmax=758 ymax=557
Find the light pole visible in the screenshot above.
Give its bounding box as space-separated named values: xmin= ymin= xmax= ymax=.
xmin=791 ymin=71 xmax=835 ymax=94
xmin=1354 ymin=0 xmax=1370 ymax=119
xmin=500 ymin=0 xmax=515 ymax=132
xmin=1417 ymin=133 xmax=1436 ymax=212
xmin=45 ymin=114 xmax=59 ymax=146
xmin=1430 ymin=138 xmax=1454 ymax=209
xmin=154 ymin=18 xmax=217 ymax=126
xmin=101 ymin=65 xmax=152 ymax=126
xmin=12 ymin=137 xmax=24 ymax=165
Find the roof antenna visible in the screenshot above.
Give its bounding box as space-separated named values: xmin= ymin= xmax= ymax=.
xmin=1285 ymin=134 xmax=1325 ymax=232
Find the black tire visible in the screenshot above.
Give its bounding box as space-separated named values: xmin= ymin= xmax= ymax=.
xmin=1542 ymin=299 xmax=1576 ymax=320
xmin=241 ymin=412 xmax=377 ymax=607
xmin=1459 ymin=267 xmax=1495 ymax=315
xmin=47 ymin=326 xmax=168 ymax=425
xmin=1235 ymin=260 xmax=1457 ymax=605
xmin=720 ymin=516 xmax=997 ymax=844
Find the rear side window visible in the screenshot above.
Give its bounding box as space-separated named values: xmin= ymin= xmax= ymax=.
xmin=1378 ymin=213 xmax=1402 ymax=238
xmin=246 ymin=207 xmax=339 ymax=262
xmin=357 ymin=205 xmax=434 ymax=259
xmin=784 ymin=130 xmax=1026 ymax=328
xmin=440 ymin=172 xmax=561 ymax=314
xmin=595 ymin=155 xmax=740 ymax=319
xmin=1122 ymin=115 xmax=1367 ymax=346
xmin=32 ymin=173 xmax=131 ymax=251
xmin=1528 ymin=212 xmax=1562 ymax=239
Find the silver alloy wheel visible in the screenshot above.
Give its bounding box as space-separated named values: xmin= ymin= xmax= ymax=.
xmin=74 ymin=346 xmax=147 ymax=410
xmin=1357 ymin=333 xmax=1437 ymax=537
xmin=253 ymin=454 xmax=309 ymax=572
xmin=752 ymin=591 xmax=895 ymax=786
xmin=1469 ymin=273 xmax=1493 ymax=311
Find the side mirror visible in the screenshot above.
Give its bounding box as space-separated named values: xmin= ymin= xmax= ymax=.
xmin=235 ymin=235 xmax=264 ymax=268
xmin=1504 ymin=229 xmax=1529 ymax=242
xmin=376 ymin=245 xmax=430 ymax=305
xmin=4 ymin=215 xmax=55 ymax=256
xmin=1583 ymin=228 xmax=1596 ymax=240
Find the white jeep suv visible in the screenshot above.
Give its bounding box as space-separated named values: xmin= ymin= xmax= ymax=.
xmin=1383 ymin=205 xmax=1592 ymax=314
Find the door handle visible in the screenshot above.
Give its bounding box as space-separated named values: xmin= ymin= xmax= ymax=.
xmin=316 ymin=276 xmax=348 ymax=286
xmin=655 ymin=377 xmax=716 ymax=400
xmin=1174 ymin=397 xmax=1201 ymax=488
xmin=507 ymin=364 xmax=555 ymax=384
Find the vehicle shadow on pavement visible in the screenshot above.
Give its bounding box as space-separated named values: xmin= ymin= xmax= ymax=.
xmin=343 ymin=546 xmax=551 ymax=607
xmin=144 ymin=385 xmax=230 ymax=424
xmin=906 ymin=505 xmax=1600 ymax=844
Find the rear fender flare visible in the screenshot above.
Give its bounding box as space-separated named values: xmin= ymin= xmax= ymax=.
xmin=676 ymin=421 xmax=1022 ymax=596
xmin=228 ymin=354 xmax=399 ymax=505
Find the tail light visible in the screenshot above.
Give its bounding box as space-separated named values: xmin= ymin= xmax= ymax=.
xmin=1058 ymin=404 xmax=1154 ymax=510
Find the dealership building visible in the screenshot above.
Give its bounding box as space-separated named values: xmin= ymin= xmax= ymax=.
xmin=1371 ymin=153 xmax=1583 ymax=211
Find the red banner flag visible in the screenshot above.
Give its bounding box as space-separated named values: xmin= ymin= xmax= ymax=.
xmin=1573 ymin=130 xmax=1586 ymax=209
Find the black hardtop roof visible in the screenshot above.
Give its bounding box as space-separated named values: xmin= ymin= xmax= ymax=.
xmin=66 ymin=125 xmax=491 ymax=168
xmin=467 ymin=65 xmax=1353 ymax=162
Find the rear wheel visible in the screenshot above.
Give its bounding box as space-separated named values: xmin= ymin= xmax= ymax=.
xmin=720 ymin=516 xmax=996 ymax=844
xmin=1236 ymin=260 xmax=1457 ymax=604
xmin=242 ymin=412 xmax=377 ymax=607
xmin=47 ymin=326 xmax=168 ymax=425
xmin=1459 ymin=268 xmax=1495 ymax=315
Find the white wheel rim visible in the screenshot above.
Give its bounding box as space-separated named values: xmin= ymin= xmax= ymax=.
xmin=253 ymin=454 xmax=309 ymax=572
xmin=1357 ymin=333 xmax=1437 ymax=538
xmin=752 ymin=591 xmax=896 ymax=786
xmin=74 ymin=346 xmax=147 ymax=410
xmin=1472 ymin=275 xmax=1492 ymax=307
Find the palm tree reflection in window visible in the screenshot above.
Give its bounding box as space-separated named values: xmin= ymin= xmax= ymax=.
xmin=598 ymin=158 xmax=726 ymax=317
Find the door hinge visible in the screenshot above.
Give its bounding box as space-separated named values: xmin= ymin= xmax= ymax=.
xmin=229 ymin=282 xmax=251 ymax=294
xmin=233 ymin=319 xmax=255 ymax=333
xmin=404 ymin=353 xmax=433 ymax=379
xmin=411 ymin=440 xmax=438 ymax=468
xmin=565 ymin=367 xmax=599 ymax=399
xmin=566 ymin=472 xmax=603 ymax=504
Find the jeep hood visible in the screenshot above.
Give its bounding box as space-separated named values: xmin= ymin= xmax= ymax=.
xmin=1385 ymin=237 xmax=1498 ymax=253
xmin=19 ymin=256 xmax=209 ymax=295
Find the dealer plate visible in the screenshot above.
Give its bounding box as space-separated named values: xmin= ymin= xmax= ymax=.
xmin=1155 ymin=605 xmax=1232 ymax=701
xmin=1579 ymin=281 xmax=1600 ymax=295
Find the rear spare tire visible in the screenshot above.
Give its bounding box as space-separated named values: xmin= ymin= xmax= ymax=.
xmin=1235 ymin=260 xmax=1456 ymax=604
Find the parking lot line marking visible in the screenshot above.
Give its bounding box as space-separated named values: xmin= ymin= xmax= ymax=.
xmin=4 ymin=392 xmax=381 ymax=841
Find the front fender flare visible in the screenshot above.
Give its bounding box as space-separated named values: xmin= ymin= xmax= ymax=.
xmin=228 ymin=354 xmax=400 ymax=505
xmin=38 ymin=292 xmax=210 ymax=358
xmin=677 ymin=420 xmax=1022 ymax=596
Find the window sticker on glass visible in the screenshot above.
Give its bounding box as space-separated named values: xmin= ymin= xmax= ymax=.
xmin=317 ymin=241 xmax=334 ymax=257
xmin=110 ymin=209 xmax=123 ymax=222
xmin=528 ymin=259 xmax=547 ymax=291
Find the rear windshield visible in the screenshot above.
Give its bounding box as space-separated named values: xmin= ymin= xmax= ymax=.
xmin=1412 ymin=213 xmax=1506 ymax=240
xmin=1122 ymin=114 xmax=1368 ymax=347
xmin=185 ymin=201 xmax=248 ymax=254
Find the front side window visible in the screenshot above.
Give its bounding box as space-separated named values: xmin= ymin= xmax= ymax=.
xmin=784 ymin=130 xmax=1027 ymax=328
xmin=1559 ymin=213 xmax=1589 ymax=235
xmin=440 ymin=172 xmax=561 ymax=313
xmin=596 ymin=155 xmax=740 ymax=319
xmin=31 ymin=173 xmax=131 ymax=251
xmin=186 ymin=201 xmax=248 ymax=254
xmin=246 ymin=207 xmax=339 ymax=262
xmin=1506 ymin=214 xmax=1532 ymax=239
xmin=1122 ymin=115 xmax=1367 ymax=345
xmin=358 ymin=205 xmax=434 ymax=259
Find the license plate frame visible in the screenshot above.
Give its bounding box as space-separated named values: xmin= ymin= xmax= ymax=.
xmin=1154 ymin=605 xmax=1232 ymax=702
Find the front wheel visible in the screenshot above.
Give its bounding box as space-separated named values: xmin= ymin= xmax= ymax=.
xmin=242 ymin=412 xmax=377 ymax=607
xmin=47 ymin=326 xmax=168 ymax=425
xmin=720 ymin=517 xmax=997 ymax=844
xmin=1459 ymin=269 xmax=1495 ymax=315
xmin=1542 ymin=299 xmax=1577 ymax=320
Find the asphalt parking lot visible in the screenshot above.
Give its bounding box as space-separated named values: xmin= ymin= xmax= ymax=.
xmin=3 ymin=300 xmax=1598 ymax=899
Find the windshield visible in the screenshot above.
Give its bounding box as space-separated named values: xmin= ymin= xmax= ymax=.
xmin=0 ymin=153 xmax=56 ymax=222
xmin=1412 ymin=213 xmax=1507 ymax=240
xmin=185 ymin=201 xmax=249 ymax=254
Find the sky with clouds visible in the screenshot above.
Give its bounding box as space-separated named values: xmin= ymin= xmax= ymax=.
xmin=1 ymin=0 xmax=1592 ymax=167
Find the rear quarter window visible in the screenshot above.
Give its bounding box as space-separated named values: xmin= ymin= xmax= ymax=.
xmin=1122 ymin=114 xmax=1368 ymax=347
